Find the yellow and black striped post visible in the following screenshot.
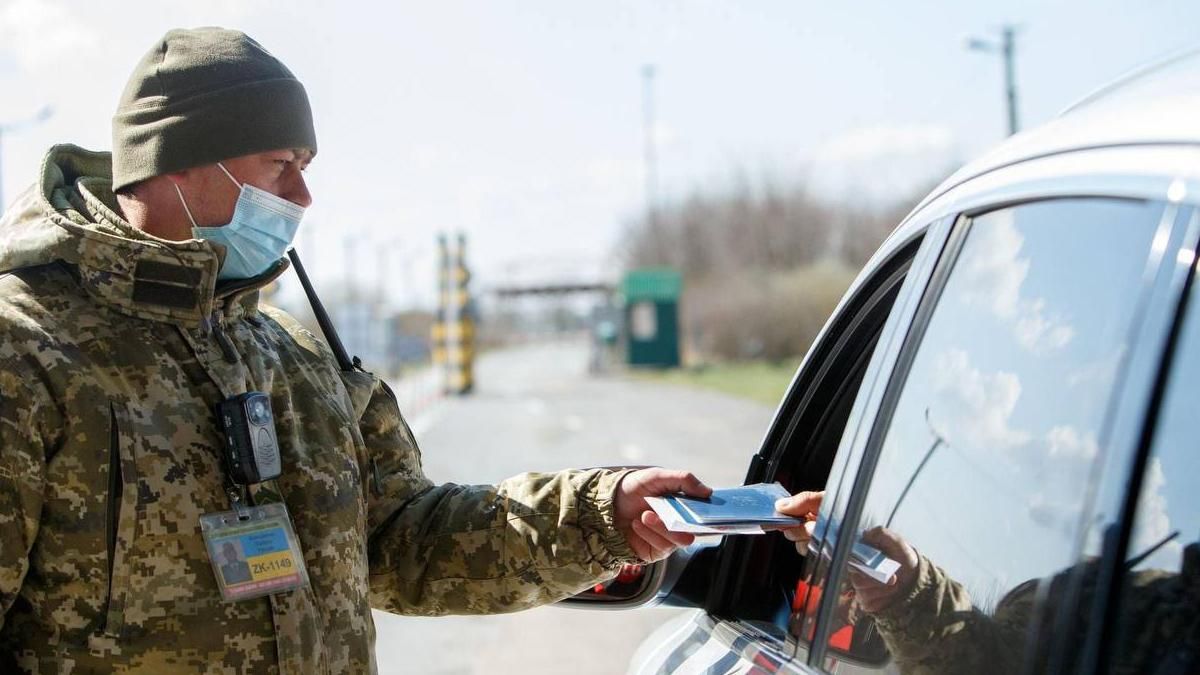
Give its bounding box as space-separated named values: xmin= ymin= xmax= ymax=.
xmin=448 ymin=234 xmax=475 ymax=391
xmin=432 ymin=233 xmax=475 ymax=395
xmin=431 ymin=235 xmax=450 ymax=387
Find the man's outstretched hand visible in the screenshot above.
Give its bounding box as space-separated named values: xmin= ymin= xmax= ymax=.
xmin=614 ymin=469 xmax=712 ymax=562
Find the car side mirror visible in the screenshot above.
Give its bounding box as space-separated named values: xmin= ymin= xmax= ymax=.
xmin=558 ymin=537 xmax=722 ymax=609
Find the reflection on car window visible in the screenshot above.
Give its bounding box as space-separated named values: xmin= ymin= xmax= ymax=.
xmin=1111 ymin=270 xmax=1200 ymax=670
xmin=812 ymin=198 xmax=1165 ymax=673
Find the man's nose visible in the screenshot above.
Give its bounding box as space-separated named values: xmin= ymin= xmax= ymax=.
xmin=285 ymin=172 xmax=312 ymax=208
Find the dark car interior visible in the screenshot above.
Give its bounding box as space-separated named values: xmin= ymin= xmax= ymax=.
xmin=704 ymin=237 xmax=920 ymax=661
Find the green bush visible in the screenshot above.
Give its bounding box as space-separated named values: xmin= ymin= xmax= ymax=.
xmin=684 ymin=259 xmax=857 ymax=362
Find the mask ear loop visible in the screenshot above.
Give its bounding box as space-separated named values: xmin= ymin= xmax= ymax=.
xmin=217 ymin=162 xmax=243 ymax=189
xmin=173 ymin=182 xmax=200 ymax=229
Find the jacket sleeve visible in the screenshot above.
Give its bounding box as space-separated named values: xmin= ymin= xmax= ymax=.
xmin=870 ymin=555 xmax=1033 ymax=675
xmin=356 ymin=376 xmax=640 ymax=616
xmin=0 ymin=365 xmax=51 ymax=632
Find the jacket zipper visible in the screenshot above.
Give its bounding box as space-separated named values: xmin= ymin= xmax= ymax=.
xmin=99 ymin=405 xmax=123 ymax=636
xmin=201 ymin=258 xmax=292 ymax=362
xmin=201 ymin=260 xmax=288 ymax=365
xmin=205 ymin=311 xmax=240 ymax=364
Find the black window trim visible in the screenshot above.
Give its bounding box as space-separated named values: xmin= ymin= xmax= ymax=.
xmin=696 ymin=218 xmax=953 ymax=669
xmin=704 ymin=230 xmax=928 ymax=620
xmin=805 ymin=214 xmax=969 ymax=666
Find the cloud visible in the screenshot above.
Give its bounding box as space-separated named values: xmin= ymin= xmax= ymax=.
xmin=931 ymin=348 xmax=1030 ymax=450
xmin=0 ymin=0 xmax=98 ymax=69
xmin=1027 ymin=493 xmax=1076 ymax=536
xmin=1067 ymin=350 xmax=1124 ymax=390
xmin=1024 ymin=426 xmax=1104 ymax=537
xmin=1044 ymin=425 xmax=1099 ymax=461
xmin=816 ymin=123 xmax=955 ymax=163
xmin=809 ymin=123 xmax=958 ymax=205
xmin=958 ymin=212 xmax=1075 ymax=354
xmin=1130 ymin=458 xmax=1184 ymax=569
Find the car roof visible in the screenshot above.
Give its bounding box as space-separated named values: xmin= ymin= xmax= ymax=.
xmin=831 ymin=49 xmax=1200 ymax=323
xmin=916 ymin=48 xmax=1200 ymax=217
xmin=874 ymin=47 xmax=1200 ymax=242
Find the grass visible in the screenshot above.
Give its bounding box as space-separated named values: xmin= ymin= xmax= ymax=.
xmin=633 ymin=358 xmax=803 ymax=407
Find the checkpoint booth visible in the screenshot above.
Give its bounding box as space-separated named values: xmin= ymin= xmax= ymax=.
xmin=621 ymin=267 xmax=681 ymax=368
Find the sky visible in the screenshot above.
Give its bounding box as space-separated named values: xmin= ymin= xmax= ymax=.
xmin=0 ymin=0 xmax=1197 ymax=312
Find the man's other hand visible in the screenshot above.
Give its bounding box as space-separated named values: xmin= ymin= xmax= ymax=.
xmin=849 ymin=526 xmax=920 ymax=613
xmin=614 ymin=469 xmax=712 ymax=562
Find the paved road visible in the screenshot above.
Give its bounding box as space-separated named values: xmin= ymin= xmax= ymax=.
xmin=374 ymin=339 xmax=776 ymax=674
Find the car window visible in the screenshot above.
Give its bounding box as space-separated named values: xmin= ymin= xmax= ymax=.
xmin=810 ymin=198 xmax=1166 ymax=673
xmin=712 ymin=234 xmax=926 ymax=661
xmin=1108 ymin=270 xmax=1200 ymax=673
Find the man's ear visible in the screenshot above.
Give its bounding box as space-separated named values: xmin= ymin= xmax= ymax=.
xmin=163 ymin=169 xmax=192 ymax=187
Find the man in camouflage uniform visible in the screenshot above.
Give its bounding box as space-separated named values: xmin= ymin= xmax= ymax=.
xmin=0 ymin=28 xmax=708 ymax=673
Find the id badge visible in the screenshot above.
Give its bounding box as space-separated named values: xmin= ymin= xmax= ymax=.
xmin=200 ymin=502 xmax=310 ymax=602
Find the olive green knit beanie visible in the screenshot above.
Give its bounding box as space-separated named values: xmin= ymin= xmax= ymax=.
xmin=111 ymin=27 xmax=317 ymax=191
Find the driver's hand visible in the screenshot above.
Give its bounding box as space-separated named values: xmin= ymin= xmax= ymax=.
xmin=775 ymin=491 xmax=823 ymax=555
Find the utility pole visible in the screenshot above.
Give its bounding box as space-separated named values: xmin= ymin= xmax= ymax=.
xmin=0 ymin=105 xmax=54 ymax=216
xmin=641 ymin=64 xmax=659 ymax=236
xmin=967 ymin=25 xmax=1020 ymax=136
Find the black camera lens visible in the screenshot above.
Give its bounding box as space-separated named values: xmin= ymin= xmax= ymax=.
xmin=248 ymin=397 xmax=270 ymax=425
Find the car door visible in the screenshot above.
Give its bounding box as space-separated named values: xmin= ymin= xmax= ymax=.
xmin=634 ymin=146 xmax=1198 ymax=675
xmin=793 ymin=193 xmax=1191 ymax=674
xmin=629 ymin=215 xmax=955 ymax=674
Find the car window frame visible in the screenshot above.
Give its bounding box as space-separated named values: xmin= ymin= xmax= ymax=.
xmin=697 ymin=215 xmax=955 ymax=665
xmin=1080 ymin=205 xmax=1200 ymax=673
xmin=804 ymin=191 xmax=1193 ymax=671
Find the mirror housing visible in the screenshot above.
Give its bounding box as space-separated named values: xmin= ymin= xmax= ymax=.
xmin=558 ymin=537 xmax=722 ymax=610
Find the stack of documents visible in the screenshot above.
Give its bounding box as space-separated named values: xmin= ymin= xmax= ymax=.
xmin=844 ymin=532 xmax=902 ymax=584
xmin=647 ymin=482 xmax=901 ymax=584
xmin=646 ymin=483 xmax=803 ymax=535
xmin=810 ymin=514 xmax=901 ymax=584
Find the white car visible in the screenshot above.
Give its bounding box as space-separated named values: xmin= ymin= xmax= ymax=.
xmin=569 ymin=50 xmax=1200 ymax=674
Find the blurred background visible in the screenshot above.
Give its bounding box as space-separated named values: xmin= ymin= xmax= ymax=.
xmin=2 ymin=1 xmax=1196 ymax=672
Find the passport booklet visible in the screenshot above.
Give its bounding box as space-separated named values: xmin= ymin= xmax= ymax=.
xmin=646 ymin=482 xmax=804 ymax=535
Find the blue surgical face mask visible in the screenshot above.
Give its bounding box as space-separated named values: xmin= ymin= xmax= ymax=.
xmin=174 ymin=163 xmax=305 ymax=281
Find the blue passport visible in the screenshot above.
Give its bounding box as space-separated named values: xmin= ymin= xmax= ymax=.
xmin=669 ymin=483 xmax=802 ymax=525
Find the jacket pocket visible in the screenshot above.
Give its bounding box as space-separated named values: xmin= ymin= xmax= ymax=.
xmin=338 ymin=369 xmax=377 ymax=422
xmin=95 ymin=403 xmax=137 ymax=640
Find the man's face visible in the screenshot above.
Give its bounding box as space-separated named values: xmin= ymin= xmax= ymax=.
xmin=169 ymin=147 xmax=314 ymax=234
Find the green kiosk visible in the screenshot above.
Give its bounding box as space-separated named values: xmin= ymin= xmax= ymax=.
xmin=621 ymin=267 xmax=681 ymax=368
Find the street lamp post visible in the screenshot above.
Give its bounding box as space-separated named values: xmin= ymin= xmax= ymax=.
xmin=885 ymin=407 xmax=949 ymax=528
xmin=0 ymin=105 xmax=54 ymax=215
xmin=967 ymin=26 xmax=1019 ymax=136
xmin=641 ymin=64 xmax=659 ymax=236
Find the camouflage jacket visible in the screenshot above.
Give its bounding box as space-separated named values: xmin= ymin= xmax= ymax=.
xmin=0 ymin=146 xmax=639 ymax=674
xmin=870 ymin=544 xmax=1200 ymax=674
